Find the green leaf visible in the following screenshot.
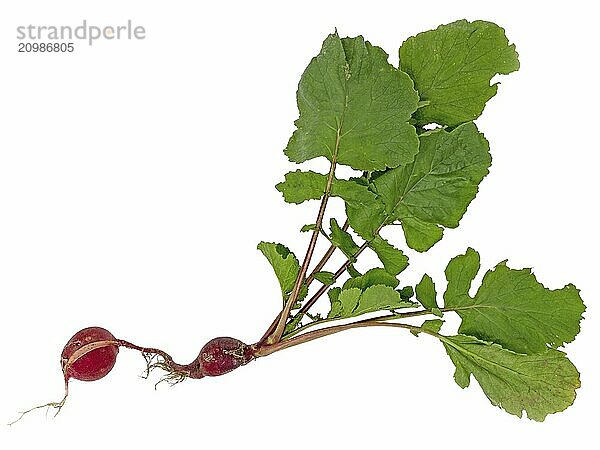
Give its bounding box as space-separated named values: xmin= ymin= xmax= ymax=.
xmin=285 ymin=33 xmax=419 ymax=171
xmin=277 ymin=171 xmax=382 ymax=210
xmin=345 ymin=195 xmax=386 ymax=241
xmin=398 ymin=286 xmax=414 ymax=300
xmin=399 ymin=20 xmax=519 ymax=127
xmin=300 ymin=224 xmax=316 ymax=232
xmin=356 ymin=285 xmax=415 ymax=317
xmin=297 ymin=284 xmax=309 ymax=304
xmin=284 ymin=314 xmax=304 ymax=335
xmin=328 ymin=286 xmax=341 ymax=302
xmin=328 ymin=287 xmax=360 ymax=319
xmin=444 ymin=248 xmax=586 ymax=354
xmin=327 ymin=287 xmax=344 ymax=319
xmin=334 ymin=177 xmax=382 ymax=206
xmin=342 ymin=268 xmax=399 ymax=290
xmin=329 ymin=218 xmax=359 ymax=260
xmin=422 ymin=319 xmax=444 ymax=333
xmin=276 ymin=171 xmax=327 ymax=204
xmin=368 ymin=235 xmax=408 ymax=275
xmin=314 ymin=271 xmax=335 ymax=286
xmin=398 ymin=216 xmax=444 ymax=252
xmin=328 ymin=284 xmax=414 ymax=320
xmin=441 ymin=334 xmax=580 ymax=421
xmin=372 ymin=122 xmax=491 ymax=251
xmin=257 ymin=242 xmax=300 ymax=302
xmin=411 ymin=319 xmax=444 ymax=336
xmin=415 ymin=274 xmax=442 ymax=316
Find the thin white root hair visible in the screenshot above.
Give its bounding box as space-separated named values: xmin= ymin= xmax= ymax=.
xmin=8 ymin=381 xmax=69 ymax=426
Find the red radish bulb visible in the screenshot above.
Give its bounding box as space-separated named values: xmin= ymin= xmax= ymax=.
xmin=61 ymin=326 xmax=119 ymax=381
xmin=188 ymin=337 xmax=254 ymax=378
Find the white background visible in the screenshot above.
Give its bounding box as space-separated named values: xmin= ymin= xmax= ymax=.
xmin=1 ymin=0 xmax=598 ymax=448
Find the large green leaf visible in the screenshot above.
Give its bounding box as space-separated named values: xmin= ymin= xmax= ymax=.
xmin=444 ymin=248 xmax=585 ymax=354
xmin=285 ymin=33 xmax=419 ymax=171
xmin=399 ymin=20 xmax=519 ymax=127
xmin=371 ymin=122 xmax=491 ymax=251
xmin=441 ymin=334 xmax=580 ymax=421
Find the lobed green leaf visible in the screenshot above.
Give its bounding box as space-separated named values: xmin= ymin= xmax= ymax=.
xmin=399 ymin=20 xmax=519 ymax=127
xmin=444 ymin=248 xmax=586 ymax=354
xmin=285 ymin=33 xmax=419 ymax=171
xmin=371 ymin=122 xmax=491 ymax=251
xmin=441 ymin=334 xmax=580 ymax=421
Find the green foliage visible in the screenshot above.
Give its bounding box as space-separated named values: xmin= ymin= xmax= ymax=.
xmin=328 ymin=285 xmax=415 ymax=320
xmin=314 ymin=271 xmax=335 ymax=286
xmin=260 ymin=20 xmax=584 ymax=422
xmin=329 ymin=218 xmax=359 ymax=260
xmin=342 ymin=268 xmax=399 ymax=290
xmin=257 ymin=242 xmax=307 ymax=304
xmin=285 ymin=33 xmax=419 ymax=171
xmin=368 ymin=236 xmax=408 ymax=275
xmin=444 ymin=248 xmax=585 ymax=354
xmin=441 ymin=334 xmax=579 ymax=421
xmin=411 ymin=319 xmax=444 ymax=336
xmin=370 ymin=123 xmax=491 ymax=251
xmin=257 ymin=242 xmax=300 ymax=302
xmin=398 ymin=286 xmax=414 ymax=301
xmin=399 ymin=20 xmax=520 ymax=127
xmin=325 ymin=122 xmax=491 ymax=251
xmin=276 ymin=170 xmax=381 ymax=209
xmin=415 ymin=274 xmax=442 ymax=316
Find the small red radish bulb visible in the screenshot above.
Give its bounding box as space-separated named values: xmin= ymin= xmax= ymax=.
xmin=61 ymin=326 xmax=119 ymax=382
xmin=185 ymin=337 xmax=255 ymax=378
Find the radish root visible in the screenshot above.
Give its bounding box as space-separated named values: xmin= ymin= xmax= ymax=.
xmin=8 ymin=381 xmax=69 ymax=426
xmin=141 ymin=351 xmax=190 ymax=388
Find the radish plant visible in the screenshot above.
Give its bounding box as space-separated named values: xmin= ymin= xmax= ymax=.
xmin=14 ymin=19 xmax=585 ymax=423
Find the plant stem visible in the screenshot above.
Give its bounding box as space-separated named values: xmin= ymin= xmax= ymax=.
xmin=306 ymin=219 xmax=349 ymax=286
xmin=294 ymin=220 xmax=393 ymax=319
xmin=255 ymin=317 xmax=425 ymax=357
xmin=296 ymin=240 xmax=369 ymax=316
xmin=283 ymin=308 xmax=435 ymax=340
xmin=268 ymin=137 xmax=341 ymax=344
xmin=257 ymin=219 xmax=354 ymax=345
